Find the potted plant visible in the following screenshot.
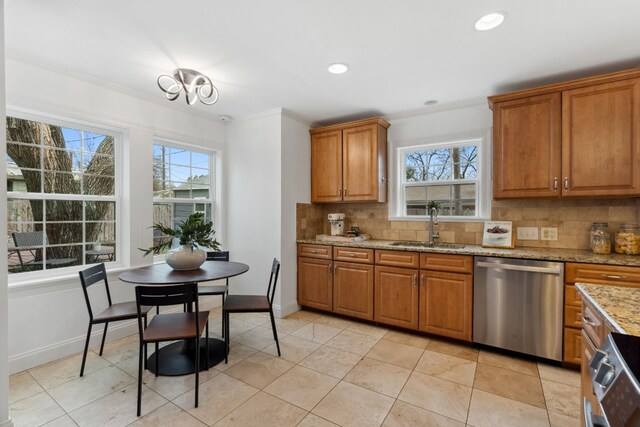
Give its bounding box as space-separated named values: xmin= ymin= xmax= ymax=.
xmin=141 ymin=212 xmax=221 ymax=270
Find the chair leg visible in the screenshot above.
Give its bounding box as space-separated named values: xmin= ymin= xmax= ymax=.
xmin=221 ymin=294 xmax=225 ymax=338
xmin=269 ymin=309 xmax=281 ymax=357
xmin=137 ymin=342 xmax=143 ymax=417
xmin=195 ymin=336 xmax=200 ymax=408
xmin=80 ymin=323 xmax=92 ymax=377
xmin=224 ymin=311 xmax=229 ymax=364
xmin=205 ymin=322 xmax=210 ymax=370
xmin=143 ymin=316 xmax=148 ymax=370
xmin=99 ymin=322 xmax=109 ymax=355
xmin=155 ymin=342 xmax=159 ymax=377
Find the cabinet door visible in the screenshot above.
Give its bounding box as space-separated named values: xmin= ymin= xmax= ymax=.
xmin=334 ymin=261 xmax=374 ymax=320
xmin=297 ymin=257 xmax=333 ymax=311
xmin=563 ymin=327 xmax=582 ymax=365
xmin=492 ymin=93 xmax=562 ymax=199
xmin=562 ymin=78 xmax=640 ymax=196
xmin=342 ymin=124 xmax=379 ymax=202
xmin=419 ymin=271 xmax=473 ymax=341
xmin=311 ymin=130 xmax=343 ymax=203
xmin=374 ymin=266 xmax=419 ymax=329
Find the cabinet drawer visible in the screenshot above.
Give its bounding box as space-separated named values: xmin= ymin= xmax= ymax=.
xmin=564 ymin=284 xmax=582 ymax=307
xmin=566 ymin=262 xmax=640 ymax=287
xmin=375 ymin=250 xmax=419 ymax=268
xmin=582 ymin=301 xmax=605 ymax=348
xmin=563 ymin=327 xmax=582 ymax=365
xmin=334 ymin=247 xmax=374 ymax=264
xmin=420 ymin=253 xmax=473 ymax=274
xmin=298 ymin=244 xmax=332 ymax=260
xmin=564 ymin=305 xmax=583 ymax=328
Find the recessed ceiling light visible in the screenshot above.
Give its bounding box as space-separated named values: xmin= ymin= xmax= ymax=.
xmin=424 ymin=100 xmax=439 ymax=106
xmin=475 ymin=12 xmax=505 ymax=31
xmin=328 ymin=63 xmax=349 ymax=74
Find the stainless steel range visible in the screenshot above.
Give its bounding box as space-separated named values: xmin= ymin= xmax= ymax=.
xmin=587 ymin=332 xmax=640 ymax=427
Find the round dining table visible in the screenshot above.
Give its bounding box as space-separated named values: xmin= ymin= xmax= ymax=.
xmin=119 ymin=261 xmax=249 ymax=376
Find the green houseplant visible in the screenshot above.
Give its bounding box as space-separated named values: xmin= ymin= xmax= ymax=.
xmin=141 ymin=212 xmax=221 ymax=270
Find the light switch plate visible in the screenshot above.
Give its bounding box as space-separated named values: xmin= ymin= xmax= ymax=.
xmin=517 ymin=227 xmax=539 ymax=240
xmin=541 ymin=227 xmax=558 ymax=241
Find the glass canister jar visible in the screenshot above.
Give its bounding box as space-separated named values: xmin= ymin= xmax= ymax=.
xmin=615 ymin=223 xmax=640 ymax=255
xmin=591 ymin=223 xmax=611 ymax=254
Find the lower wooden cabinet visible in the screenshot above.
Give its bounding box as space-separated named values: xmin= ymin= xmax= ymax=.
xmin=563 ymin=327 xmax=582 ymax=365
xmin=334 ymin=262 xmax=374 ymax=320
xmin=419 ymin=270 xmax=473 ymax=341
xmin=297 ymin=257 xmax=333 ymax=311
xmin=374 ymin=266 xmax=419 ymax=329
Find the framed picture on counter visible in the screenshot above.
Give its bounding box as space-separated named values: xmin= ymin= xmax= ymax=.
xmin=482 ymin=221 xmax=514 ymax=248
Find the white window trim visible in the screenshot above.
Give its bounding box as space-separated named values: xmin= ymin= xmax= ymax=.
xmin=7 ymin=109 xmax=124 ymax=286
xmin=388 ymin=128 xmax=492 ymax=222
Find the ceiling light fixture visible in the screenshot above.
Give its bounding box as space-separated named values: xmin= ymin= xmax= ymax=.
xmin=157 ymin=68 xmax=219 ymax=105
xmin=328 ymin=63 xmax=349 ymax=74
xmin=475 ymin=12 xmax=505 ymax=31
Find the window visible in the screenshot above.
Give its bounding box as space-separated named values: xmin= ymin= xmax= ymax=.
xmin=399 ymin=139 xmax=484 ymax=219
xmin=6 ymin=115 xmax=119 ymax=275
xmin=152 ymin=142 xmax=213 ymax=250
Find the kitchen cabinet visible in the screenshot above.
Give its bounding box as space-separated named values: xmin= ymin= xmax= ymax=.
xmin=489 ymin=69 xmax=640 ymax=199
xmin=310 ymin=117 xmax=389 ymax=203
xmin=297 ymin=255 xmax=333 ymax=311
xmin=374 ymin=265 xmax=419 ymax=329
xmin=334 ymin=261 xmax=374 ymax=320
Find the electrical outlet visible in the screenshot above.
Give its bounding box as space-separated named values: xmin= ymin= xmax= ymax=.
xmin=541 ymin=227 xmax=558 ymax=241
xmin=516 ymin=227 xmax=539 ymax=240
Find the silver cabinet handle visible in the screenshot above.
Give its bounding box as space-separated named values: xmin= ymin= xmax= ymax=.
xmin=564 ymin=177 xmax=569 ymax=190
xmin=343 ymin=188 xmax=347 ymax=196
xmin=311 ymin=249 xmax=318 ymax=254
xmin=412 ymin=274 xmax=417 ymax=287
xmin=476 ymin=261 xmax=562 ymax=275
xmin=338 ymin=189 xmax=342 ymax=196
xmin=582 ymin=316 xmax=598 ymax=327
xmin=553 ymin=177 xmax=558 ymax=191
xmin=601 ymin=274 xmax=627 ymax=280
xmin=420 ymin=274 xmax=424 ymax=287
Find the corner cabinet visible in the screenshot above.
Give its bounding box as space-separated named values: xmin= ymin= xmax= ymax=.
xmin=489 ymin=69 xmax=640 ymax=199
xmin=310 ymin=118 xmax=389 ymax=203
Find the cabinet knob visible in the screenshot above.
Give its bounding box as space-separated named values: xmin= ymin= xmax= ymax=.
xmin=564 ymin=177 xmax=569 ymax=190
xmin=412 ymin=274 xmax=417 ymax=287
xmin=553 ymin=177 xmax=558 ymax=191
xmin=343 ymin=188 xmax=347 ymax=196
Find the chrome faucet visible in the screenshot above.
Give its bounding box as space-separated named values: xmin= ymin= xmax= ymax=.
xmin=429 ymin=207 xmax=439 ymax=245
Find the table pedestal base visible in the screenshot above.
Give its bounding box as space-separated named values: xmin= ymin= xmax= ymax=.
xmin=146 ymin=338 xmax=225 ymax=376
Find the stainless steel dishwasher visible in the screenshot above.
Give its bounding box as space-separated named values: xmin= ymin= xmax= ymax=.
xmin=473 ymin=256 xmax=564 ymax=361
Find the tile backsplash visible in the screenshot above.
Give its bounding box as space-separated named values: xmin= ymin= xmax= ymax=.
xmin=297 ymin=198 xmax=640 ymax=250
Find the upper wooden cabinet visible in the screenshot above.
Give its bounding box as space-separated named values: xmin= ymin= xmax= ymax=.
xmin=489 ymin=69 xmax=640 ymax=199
xmin=310 ymin=118 xmax=389 ymax=203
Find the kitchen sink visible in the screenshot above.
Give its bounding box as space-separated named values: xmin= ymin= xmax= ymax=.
xmin=389 ymin=241 xmax=466 ymax=249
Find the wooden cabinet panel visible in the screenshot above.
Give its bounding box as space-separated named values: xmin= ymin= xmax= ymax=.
xmin=311 ymin=130 xmax=342 ymax=202
xmin=562 ymin=78 xmax=640 ymax=196
xmin=298 ymin=244 xmax=333 ymax=260
xmin=566 ymin=262 xmax=640 ymax=287
xmin=374 ymin=266 xmax=419 ymax=329
xmin=420 ymin=253 xmax=473 ymax=274
xmin=564 ymin=305 xmax=582 ymax=328
xmin=375 ymin=250 xmax=419 ymax=268
xmin=492 ymin=93 xmax=562 ymax=199
xmin=419 ymin=271 xmax=473 ymax=341
xmin=563 ymin=326 xmax=582 ymax=365
xmin=333 ymin=247 xmax=374 ymax=264
xmin=334 ymin=262 xmax=374 ymax=320
xmin=297 ymin=257 xmax=333 ymax=311
xmin=342 ymin=124 xmax=378 ymax=202
xmin=564 ymin=284 xmax=582 ymax=307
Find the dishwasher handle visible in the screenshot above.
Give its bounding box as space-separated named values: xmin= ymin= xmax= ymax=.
xmin=476 ymin=261 xmax=563 ymax=275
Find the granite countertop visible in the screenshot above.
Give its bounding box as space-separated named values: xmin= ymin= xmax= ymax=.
xmin=576 ymin=283 xmax=640 ymax=336
xmin=297 ymin=239 xmax=640 ymax=267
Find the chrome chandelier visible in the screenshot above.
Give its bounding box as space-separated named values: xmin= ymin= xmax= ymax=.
xmin=157 ymin=68 xmax=219 ymax=105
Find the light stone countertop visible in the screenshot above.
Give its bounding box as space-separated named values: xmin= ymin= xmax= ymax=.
xmin=576 ymin=283 xmax=640 ymax=336
xmin=297 ymin=239 xmax=640 ymax=267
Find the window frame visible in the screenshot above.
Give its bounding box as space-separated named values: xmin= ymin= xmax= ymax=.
xmin=6 ymin=109 xmax=123 ymax=283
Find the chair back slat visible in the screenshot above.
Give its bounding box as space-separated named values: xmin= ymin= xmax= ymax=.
xmin=12 ymin=231 xmax=47 ymax=247
xmin=207 ymin=250 xmax=229 ymax=261
xmin=267 ymin=258 xmax=280 ymax=305
xmin=136 ymin=283 xmax=198 ymax=308
xmin=79 ymin=263 xmax=112 ymax=320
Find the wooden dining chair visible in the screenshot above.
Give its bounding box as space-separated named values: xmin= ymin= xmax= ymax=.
xmin=199 ymin=250 xmax=230 ymax=336
xmin=223 ymin=258 xmax=281 ymax=363
xmin=79 ymin=263 xmax=152 ymax=377
xmin=135 ymin=282 xmax=209 ymax=416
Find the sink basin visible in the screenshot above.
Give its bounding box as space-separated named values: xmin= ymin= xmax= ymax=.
xmin=389 ymin=241 xmax=466 ymax=249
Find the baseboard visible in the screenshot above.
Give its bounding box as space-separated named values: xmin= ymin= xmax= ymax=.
xmin=273 ymin=300 xmax=300 ymax=318
xmin=8 ymin=296 xmax=221 ymax=374
xmin=0 ymin=418 xmax=14 ymax=427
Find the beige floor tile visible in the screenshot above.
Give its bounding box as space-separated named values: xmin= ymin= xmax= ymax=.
xmin=366 ymin=339 xmax=424 ymax=370
xmin=227 ymin=320 xmax=258 ymax=337
xmin=287 ymin=309 xmax=323 ymax=322
xmin=225 ymin=351 xmax=294 ymax=389
xmin=398 ymin=371 xmax=471 ymax=422
xmin=541 ymin=379 xmax=581 ymax=419
xmin=414 ymin=350 xmax=477 ymax=387
xmin=264 ymin=316 xmax=310 ymax=334
xmin=264 ymin=365 xmax=339 ymax=410
xmin=9 ymin=371 xmax=44 ymax=405
xmin=48 ymin=365 xmax=136 ymax=412
xmin=314 ymin=314 xmax=353 ymax=330
xmin=263 ymin=335 xmax=321 ymax=363
xmin=213 ymin=344 xmax=258 ymax=372
xmin=215 ymin=391 xmax=307 ymax=427
xmin=142 ymin=367 xmax=219 ymax=401
xmin=426 ymin=338 xmax=479 ymax=361
xmin=100 ymin=334 xmax=140 ymax=364
xmin=113 ymin=354 xmax=153 ymax=379
xmin=297 ymin=413 xmax=340 ymax=427
xmin=382 ymin=330 xmax=430 ymax=349
xmin=173 ymin=373 xmax=258 ymax=425
xmin=382 ymin=400 xmax=464 ymax=427
xmin=129 ymin=402 xmax=206 ymax=426
xmin=9 ymin=391 xmax=65 ymax=427
xmin=299 ymin=346 xmax=363 ymax=379
xmin=346 ymin=322 xmax=390 ymax=339
xmin=474 ymin=363 xmax=545 ymax=408
xmin=467 ymin=389 xmax=550 ymax=427
xmin=29 ymin=351 xmax=112 ymax=390
xmin=325 ymin=329 xmax=380 ymax=356
xmin=233 ymin=326 xmax=282 ymax=350
xmin=538 ymin=363 xmax=581 ymax=387
xmin=230 ymin=312 xmax=270 ymax=327
xmin=41 ymin=414 xmax=79 ymax=427
xmin=478 ymin=350 xmax=539 ymax=376
xmin=312 ymin=381 xmax=394 ymax=427
xmin=292 ymin=322 xmax=342 ymax=344
xmin=343 ymin=357 xmax=411 ymax=398
xmin=68 ymin=383 xmax=167 ymax=427
xmin=548 ymin=411 xmax=580 ymax=427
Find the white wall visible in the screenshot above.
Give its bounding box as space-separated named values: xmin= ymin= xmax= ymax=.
xmin=6 ymin=58 xmax=226 ymax=373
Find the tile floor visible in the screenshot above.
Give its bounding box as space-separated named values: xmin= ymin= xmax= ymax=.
xmin=9 ymin=307 xmax=581 ymax=427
